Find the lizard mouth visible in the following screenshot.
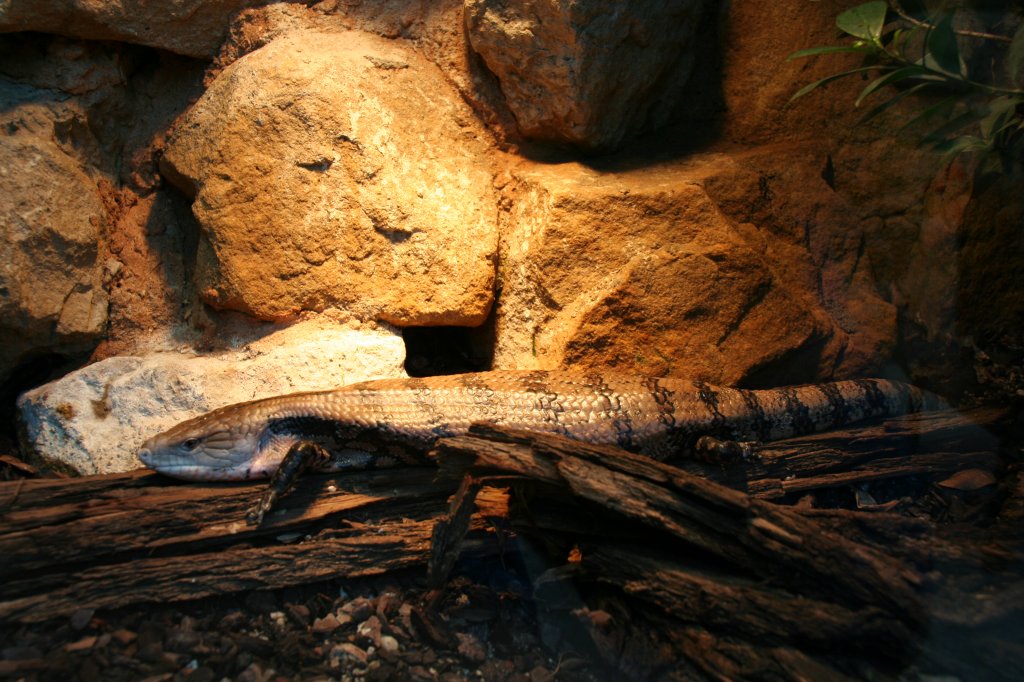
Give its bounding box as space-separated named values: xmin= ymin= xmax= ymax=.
xmin=137 ymin=446 xmax=251 ymax=481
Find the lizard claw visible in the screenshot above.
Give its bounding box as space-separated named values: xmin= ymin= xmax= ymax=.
xmin=245 ymin=507 xmax=264 ymax=527
xmin=244 ymin=491 xmax=276 ymax=527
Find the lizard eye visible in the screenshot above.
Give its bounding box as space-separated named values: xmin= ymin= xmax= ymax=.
xmin=184 ymin=438 xmax=200 ymax=450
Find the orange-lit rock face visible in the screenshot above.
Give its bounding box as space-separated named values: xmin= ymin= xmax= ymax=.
xmin=465 ymin=0 xmax=705 ymax=151
xmin=0 ymin=88 xmax=108 ymax=383
xmin=0 ymin=0 xmax=251 ymax=58
xmin=493 ymin=158 xmax=840 ymax=386
xmin=162 ymin=30 xmax=498 ymax=326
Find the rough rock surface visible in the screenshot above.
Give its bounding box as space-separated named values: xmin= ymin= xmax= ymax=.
xmin=0 ymin=34 xmax=211 ymax=382
xmin=216 ymin=1 xmax=523 ymax=148
xmin=493 ymin=156 xmax=841 ymax=386
xmin=17 ymin=320 xmax=406 ymax=475
xmin=0 ymin=0 xmax=251 ymax=58
xmin=465 ymin=0 xmax=705 ymax=151
xmin=698 ymin=141 xmax=940 ymax=379
xmin=0 ymin=82 xmax=108 ymax=384
xmin=162 ymin=29 xmax=498 ymax=326
xmin=718 ymin=0 xmax=871 ymax=145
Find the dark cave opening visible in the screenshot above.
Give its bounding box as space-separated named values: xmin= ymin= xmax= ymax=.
xmin=402 ymin=325 xmax=494 ymax=377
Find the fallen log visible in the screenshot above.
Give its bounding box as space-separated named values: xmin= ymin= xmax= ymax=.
xmin=0 ymin=407 xmax=1006 ymax=634
xmin=679 ymin=407 xmax=1005 ymax=500
xmin=425 ymin=408 xmax=1014 ymax=678
xmin=0 ymin=468 xmax=452 ymax=622
xmin=431 ymin=427 xmax=926 ymax=653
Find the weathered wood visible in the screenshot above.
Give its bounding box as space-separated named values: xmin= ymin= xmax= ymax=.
xmin=0 ymin=406 xmax=1006 ymax=637
xmin=426 ymin=413 xmax=1019 ymax=679
xmin=0 ymin=467 xmax=454 ymax=622
xmin=679 ymin=407 xmax=1005 ymax=499
xmin=434 ymin=425 xmax=925 ymax=622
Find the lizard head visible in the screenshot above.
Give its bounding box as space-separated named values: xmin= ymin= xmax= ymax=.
xmin=138 ymin=403 xmax=281 ymax=481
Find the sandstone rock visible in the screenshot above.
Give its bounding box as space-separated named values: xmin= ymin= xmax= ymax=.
xmin=465 ymin=0 xmax=705 ymax=151
xmin=0 ymin=82 xmax=108 ymax=384
xmin=217 ymin=1 xmax=522 ymax=148
xmin=493 ymin=157 xmax=839 ymax=386
xmin=96 ymin=189 xmax=199 ymax=358
xmin=17 ymin=320 xmax=406 ymax=475
xmin=954 ymin=170 xmax=1024 ymax=346
xmin=0 ymin=0 xmax=251 ymax=58
xmin=698 ymin=142 xmax=931 ymax=378
xmin=162 ymin=29 xmax=498 ymax=326
xmin=719 ymin=0 xmax=870 ymax=145
xmin=0 ymin=35 xmax=126 ymax=99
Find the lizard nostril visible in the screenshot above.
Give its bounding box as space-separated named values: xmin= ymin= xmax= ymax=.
xmin=138 ymin=448 xmax=152 ymax=465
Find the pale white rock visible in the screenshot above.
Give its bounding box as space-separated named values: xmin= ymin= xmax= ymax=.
xmin=17 ymin=320 xmax=407 ymax=475
xmin=0 ymin=0 xmax=251 ymax=58
xmin=465 ymin=0 xmax=706 ymax=150
xmin=379 ymin=635 xmax=400 ymax=653
xmin=161 ymin=29 xmax=498 ymax=326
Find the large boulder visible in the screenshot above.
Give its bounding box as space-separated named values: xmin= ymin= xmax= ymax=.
xmin=465 ymin=0 xmax=706 ymax=151
xmin=0 ymin=0 xmax=251 ymax=58
xmin=162 ymin=29 xmax=498 ymax=327
xmin=698 ymin=142 xmax=929 ymax=378
xmin=0 ymin=83 xmax=108 ymax=384
xmin=17 ymin=320 xmax=407 ymax=475
xmin=492 ymin=156 xmax=842 ymax=386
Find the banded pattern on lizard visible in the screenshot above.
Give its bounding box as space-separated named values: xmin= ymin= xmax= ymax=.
xmin=139 ymin=370 xmax=938 ymax=483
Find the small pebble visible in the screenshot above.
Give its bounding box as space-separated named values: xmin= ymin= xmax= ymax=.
xmin=312 ymin=614 xmax=341 ymax=635
xmin=409 ymin=665 xmax=433 ymax=681
xmin=328 ymin=642 xmax=368 ymax=668
xmin=69 ymin=608 xmax=94 ymax=632
xmin=183 ymin=666 xmax=216 ymax=682
xmin=356 ymin=615 xmax=383 ymax=648
xmin=286 ymin=603 xmax=311 ymax=627
xmin=219 ymin=611 xmax=247 ymax=630
xmin=63 ymin=635 xmax=97 ymax=653
xmin=456 ymin=632 xmax=486 ymax=664
xmin=379 ymin=634 xmax=399 ymax=654
xmin=529 ymin=666 xmax=555 ymax=682
xmin=341 ymin=597 xmax=373 ymax=623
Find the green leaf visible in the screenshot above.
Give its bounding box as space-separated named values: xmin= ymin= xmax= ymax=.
xmin=1008 ymin=21 xmax=1024 ymax=86
xmin=925 ymin=13 xmax=962 ymax=76
xmin=836 ymin=1 xmax=889 ymax=42
xmin=858 ymin=82 xmax=932 ymax=124
xmin=932 ymin=134 xmax=990 ymax=155
xmin=854 ymin=66 xmax=930 ymax=106
xmin=789 ymin=66 xmax=882 ymax=102
xmin=787 ymin=45 xmax=875 ymax=61
xmin=978 ymin=97 xmax=1023 ymax=140
xmin=898 ymin=96 xmax=958 ymax=135
xmin=977 ymin=108 xmax=1001 ymax=142
xmin=922 ymin=107 xmax=993 ymax=146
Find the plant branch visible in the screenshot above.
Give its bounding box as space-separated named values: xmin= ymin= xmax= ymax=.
xmin=890 ymin=2 xmax=1013 ymax=43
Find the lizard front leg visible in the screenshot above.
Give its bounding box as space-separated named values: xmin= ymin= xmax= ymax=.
xmin=246 ymin=441 xmax=330 ymax=526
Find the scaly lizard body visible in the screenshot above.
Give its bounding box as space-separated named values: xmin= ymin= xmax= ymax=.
xmin=139 ymin=370 xmax=937 ymax=483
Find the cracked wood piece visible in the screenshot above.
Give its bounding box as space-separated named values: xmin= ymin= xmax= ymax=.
xmin=432 ymin=424 xmax=926 ymax=626
xmin=678 ymin=406 xmax=1005 ymax=499
xmin=0 ymin=467 xmax=451 ymax=623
